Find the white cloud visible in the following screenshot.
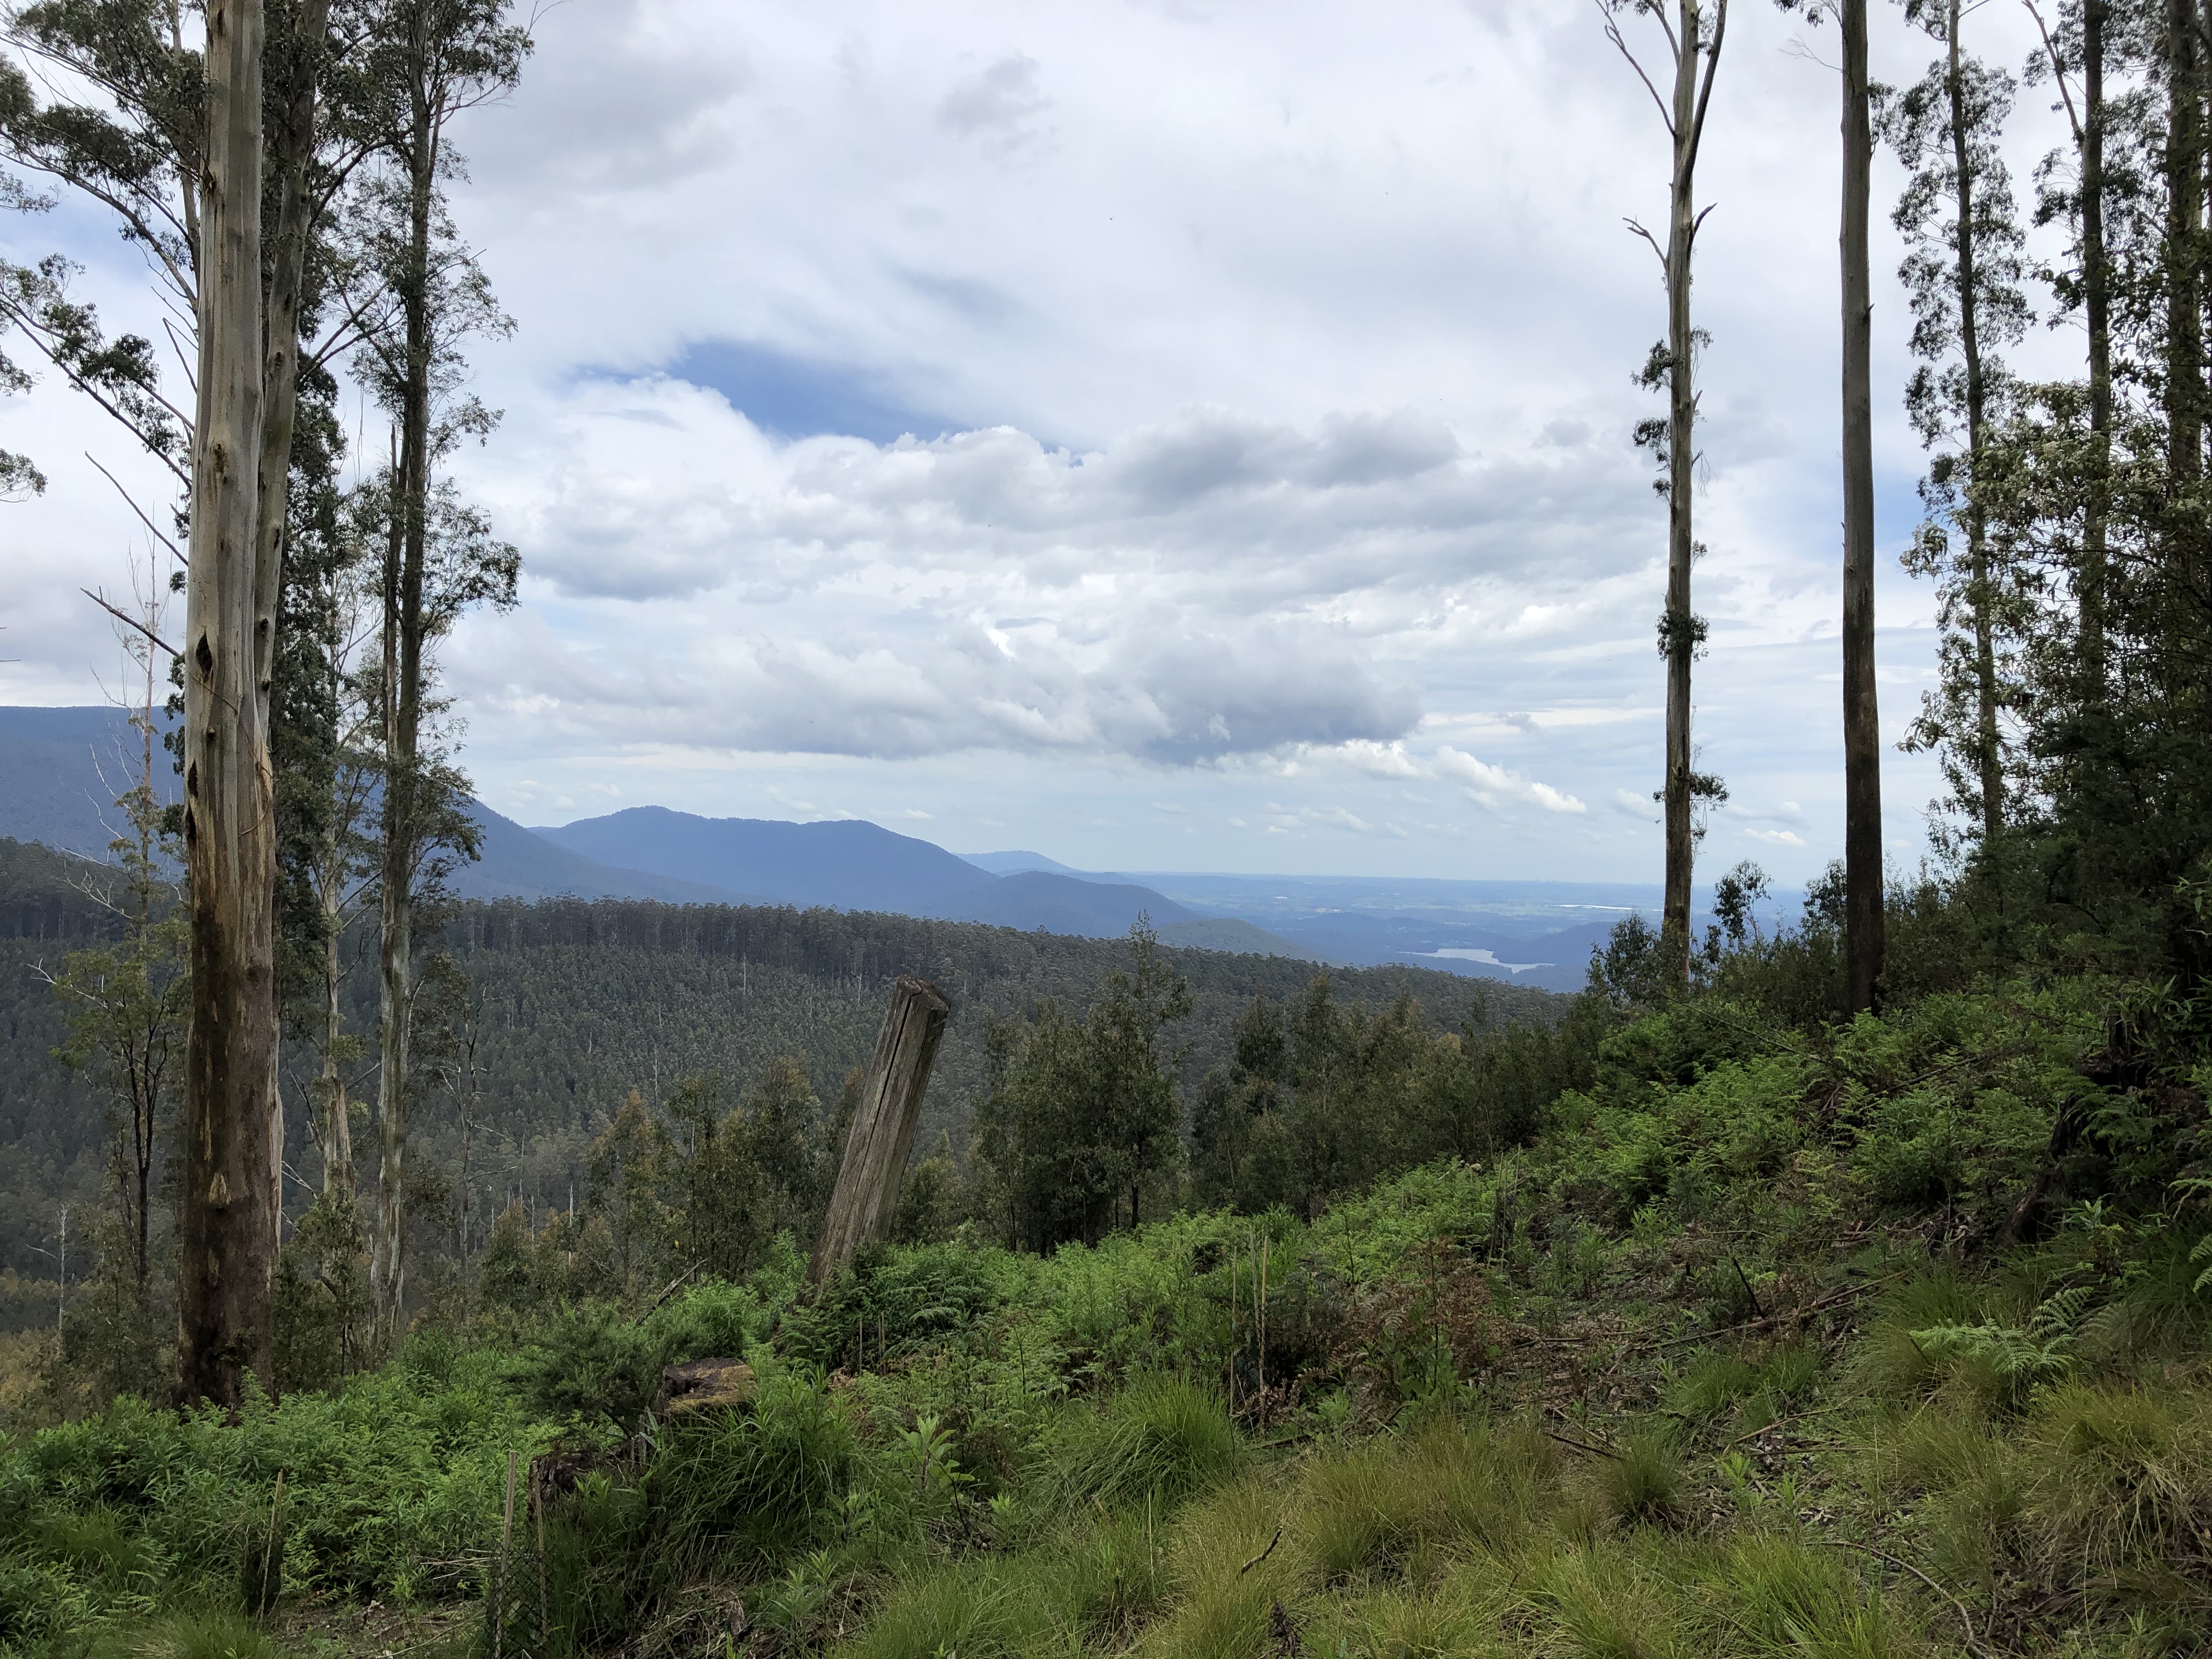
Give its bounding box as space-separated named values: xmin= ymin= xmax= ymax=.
xmin=1745 ymin=828 xmax=1808 ymax=848
xmin=7 ymin=0 xmax=2006 ymax=878
xmin=1434 ymin=747 xmax=1587 ymax=815
xmin=1328 ymin=740 xmax=1425 ymax=778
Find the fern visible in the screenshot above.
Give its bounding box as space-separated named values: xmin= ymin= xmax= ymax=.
xmin=1913 ymin=1283 xmax=2097 ymax=1386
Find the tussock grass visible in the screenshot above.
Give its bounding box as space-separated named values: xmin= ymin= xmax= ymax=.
xmin=1536 ymin=1545 xmax=1680 ymax=1659
xmin=89 ymin=1610 xmax=277 ymax=1659
xmin=1042 ymin=1374 xmax=1244 ymax=1512
xmin=1722 ymin=1537 xmax=1900 ymax=1659
xmin=2022 ymin=1381 xmax=2212 ymax=1588
xmin=1859 ymin=1269 xmax=1982 ymax=1401
xmin=1669 ymin=1352 xmax=1760 ymax=1422
xmin=1598 ymin=1428 xmax=1685 ymax=1528
xmin=1135 ymin=1478 xmax=1295 ymax=1659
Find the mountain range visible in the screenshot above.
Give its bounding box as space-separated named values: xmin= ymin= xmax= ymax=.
xmin=0 ymin=706 xmax=1697 ymax=988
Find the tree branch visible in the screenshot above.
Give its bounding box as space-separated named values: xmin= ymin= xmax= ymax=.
xmin=2022 ymin=0 xmax=2083 ymax=144
xmin=81 ymin=588 xmax=179 ymax=658
xmin=1597 ymin=0 xmax=1679 ymax=136
xmin=1688 ymin=0 xmax=1730 ymax=157
xmin=84 ymin=454 xmax=185 ymax=565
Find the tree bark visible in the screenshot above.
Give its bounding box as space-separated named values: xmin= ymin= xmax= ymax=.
xmin=2169 ymin=0 xmax=2204 ymax=484
xmin=1659 ymin=0 xmax=1723 ymax=989
xmin=251 ymin=0 xmax=334 ymax=1256
xmin=370 ymin=5 xmax=439 ymax=1347
xmin=1840 ymin=0 xmax=1884 ymax=1014
xmin=1946 ymin=2 xmax=2004 ymax=854
xmin=808 ymin=975 xmax=951 ymax=1283
xmin=176 ymin=0 xmax=275 ymax=1408
xmin=2082 ymin=0 xmax=2111 ymax=699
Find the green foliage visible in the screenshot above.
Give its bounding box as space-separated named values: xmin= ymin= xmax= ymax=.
xmin=0 ymin=1347 xmax=548 ymax=1643
xmin=972 ymin=922 xmax=1194 ymax=1249
xmin=514 ymin=1269 xmax=795 ymax=1427
xmin=1193 ymin=974 xmax=1611 ymax=1222
xmin=4 ymin=862 xmax=2208 ymax=1659
xmin=781 ymin=1240 xmax=1002 ymax=1375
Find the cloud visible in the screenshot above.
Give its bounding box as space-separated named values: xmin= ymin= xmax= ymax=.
xmin=1329 ymin=740 xmax=1424 ymax=778
xmin=1745 ymin=827 xmax=1808 ymax=847
xmin=937 ymin=54 xmax=1052 ymax=153
xmin=13 ymin=0 xmax=1984 ymax=878
xmin=478 ymin=385 xmax=1651 ymax=608
xmin=1434 ymin=747 xmax=1587 ymax=814
xmin=460 ymin=602 xmax=1416 ymax=765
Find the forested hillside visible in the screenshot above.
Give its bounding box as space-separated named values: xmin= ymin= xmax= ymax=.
xmin=0 ymin=837 xmax=1551 ymax=1313
xmin=6 ymin=2 xmax=2212 ymax=1658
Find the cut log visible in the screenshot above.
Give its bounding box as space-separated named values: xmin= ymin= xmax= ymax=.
xmin=657 ymin=1357 xmax=756 ymax=1418
xmin=808 ymin=975 xmax=951 ymax=1283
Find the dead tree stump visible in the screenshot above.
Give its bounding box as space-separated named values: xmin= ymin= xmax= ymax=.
xmin=807 ymin=974 xmax=951 ymax=1283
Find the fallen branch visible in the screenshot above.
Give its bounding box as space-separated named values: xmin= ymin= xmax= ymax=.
xmin=650 ymin=1260 xmax=706 ymax=1312
xmin=1542 ymin=1426 xmax=1621 ymax=1461
xmin=1719 ymin=1401 xmax=1853 ymax=1451
xmin=1632 ymin=1278 xmax=1891 ymax=1353
xmin=1239 ymin=1526 xmax=1283 ymax=1575
xmin=1813 ymin=1538 xmax=1989 ymax=1658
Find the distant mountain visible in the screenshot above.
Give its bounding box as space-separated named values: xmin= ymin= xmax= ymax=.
xmin=1 ymin=709 xmax=755 ymax=910
xmin=455 ymin=802 xmax=761 ymax=906
xmin=0 ymin=707 xmax=1671 ymax=979
xmin=960 ymin=849 xmax=1087 ymax=877
xmin=1155 ymin=917 xmax=1319 ymax=960
xmin=0 ymin=706 xmax=179 ymax=859
xmin=926 ymin=870 xmax=1197 ymax=938
xmin=534 ymin=806 xmax=991 ymax=913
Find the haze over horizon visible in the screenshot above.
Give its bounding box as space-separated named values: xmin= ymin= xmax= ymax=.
xmin=1 ymin=2 xmax=2084 ymax=884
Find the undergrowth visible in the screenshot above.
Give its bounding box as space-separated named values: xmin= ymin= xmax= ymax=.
xmin=3 ymin=975 xmax=2207 ymax=1657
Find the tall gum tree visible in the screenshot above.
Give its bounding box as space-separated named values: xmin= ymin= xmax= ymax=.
xmin=345 ymin=0 xmax=527 ymax=1346
xmin=176 ymin=0 xmax=275 ymax=1406
xmin=1884 ymin=0 xmax=2030 ymax=862
xmin=1600 ymin=0 xmax=1729 ymax=989
xmin=1781 ymin=0 xmax=1888 ymax=1011
xmin=2027 ymin=0 xmax=2115 ymax=700
xmin=1841 ymin=0 xmax=1884 ymax=1012
xmin=0 ymin=0 xmax=344 ymax=1401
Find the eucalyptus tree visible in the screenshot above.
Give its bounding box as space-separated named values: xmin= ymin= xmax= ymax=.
xmin=2025 ymin=0 xmax=2119 ymax=695
xmin=2158 ymin=0 xmax=2201 ymax=481
xmin=1600 ymin=0 xmax=1729 ymax=989
xmin=338 ymin=0 xmax=526 ymax=1345
xmin=43 ymin=592 xmax=188 ymax=1300
xmin=1778 ymin=0 xmax=1887 ymax=1011
xmin=1838 ymin=0 xmax=1882 ymax=1013
xmin=1883 ymin=0 xmax=2032 ymax=858
xmin=0 ymin=0 xmax=354 ymax=1402
xmin=177 ymin=0 xmax=281 ymax=1404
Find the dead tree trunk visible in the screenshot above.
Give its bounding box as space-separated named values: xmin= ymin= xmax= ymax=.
xmin=808 ymin=975 xmax=951 ymax=1284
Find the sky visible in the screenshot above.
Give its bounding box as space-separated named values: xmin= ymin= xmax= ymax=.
xmin=0 ymin=1 xmax=2090 ymax=884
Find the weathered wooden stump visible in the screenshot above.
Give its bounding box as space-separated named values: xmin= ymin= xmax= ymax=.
xmin=657 ymin=1357 xmax=757 ymax=1417
xmin=807 ymin=974 xmax=951 ymax=1284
